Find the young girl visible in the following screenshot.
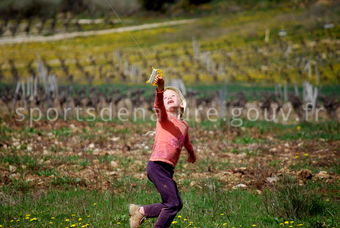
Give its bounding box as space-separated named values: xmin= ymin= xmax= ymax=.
xmin=129 ymin=75 xmax=197 ymax=228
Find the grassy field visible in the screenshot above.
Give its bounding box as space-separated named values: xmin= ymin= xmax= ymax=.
xmin=0 ymin=1 xmax=339 ymax=227
xmin=0 ymin=115 xmax=339 ymax=227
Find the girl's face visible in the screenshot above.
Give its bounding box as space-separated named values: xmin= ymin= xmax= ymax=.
xmin=164 ymin=89 xmax=181 ymax=111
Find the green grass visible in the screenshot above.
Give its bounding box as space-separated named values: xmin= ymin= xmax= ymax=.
xmin=0 ymin=155 xmax=40 ymax=171
xmin=0 ymin=117 xmax=338 ymax=227
xmin=36 ymin=168 xmax=59 ymax=177
xmin=239 ymin=119 xmax=340 ymax=140
xmin=0 ymin=178 xmax=338 ymax=227
xmin=52 ymin=127 xmax=72 ymax=137
xmin=263 ymin=176 xmax=339 ymax=226
xmin=276 ymin=122 xmax=340 ymax=141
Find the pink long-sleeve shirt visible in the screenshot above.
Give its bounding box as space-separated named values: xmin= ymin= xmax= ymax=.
xmin=149 ymin=88 xmax=195 ymax=167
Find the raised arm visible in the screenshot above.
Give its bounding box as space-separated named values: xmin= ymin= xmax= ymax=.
xmin=153 ymin=76 xmax=168 ymax=122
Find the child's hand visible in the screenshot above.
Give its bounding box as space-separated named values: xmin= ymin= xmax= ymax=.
xmin=155 ymin=75 xmax=164 ymax=91
xmin=187 ymin=153 xmax=196 ymax=163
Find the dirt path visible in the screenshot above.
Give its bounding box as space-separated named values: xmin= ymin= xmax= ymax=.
xmin=0 ymin=19 xmax=196 ymax=45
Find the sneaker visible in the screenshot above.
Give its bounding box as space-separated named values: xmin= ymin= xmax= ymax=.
xmin=129 ymin=204 xmax=145 ymax=228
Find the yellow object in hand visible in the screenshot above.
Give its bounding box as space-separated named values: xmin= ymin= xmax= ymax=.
xmin=146 ymin=68 xmax=163 ymax=86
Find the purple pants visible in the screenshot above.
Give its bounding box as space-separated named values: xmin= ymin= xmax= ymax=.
xmin=143 ymin=161 xmax=183 ymax=228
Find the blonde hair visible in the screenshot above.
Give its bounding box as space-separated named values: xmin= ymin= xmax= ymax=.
xmin=164 ymin=86 xmax=187 ymax=119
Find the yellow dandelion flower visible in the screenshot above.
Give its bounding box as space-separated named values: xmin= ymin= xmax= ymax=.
xmin=51 ymin=217 xmax=55 ymax=220
xmin=178 ymin=215 xmax=182 ymax=218
xmin=220 ymin=213 xmax=225 ymax=216
xmin=117 ymin=222 xmax=121 ymax=224
xmin=70 ymin=224 xmax=76 ymax=227
xmin=92 ymin=203 xmax=97 ymax=206
xmin=25 ymin=217 xmax=30 ymax=220
xmin=30 ymin=218 xmax=38 ymax=221
xmin=16 ymin=219 xmax=20 ymax=222
xmin=10 ymin=220 xmax=14 ymax=223
xmin=223 ymin=223 xmax=227 ymax=226
xmin=289 ymin=226 xmax=293 ymax=228
xmin=25 ymin=214 xmax=31 ymax=217
xmin=49 ymin=222 xmax=54 ymax=224
xmin=290 ymin=221 xmax=294 ymax=224
xmin=294 ymin=155 xmax=299 ymax=159
xmin=303 ymin=153 xmax=309 ymax=157
xmin=71 ymin=214 xmax=76 ymax=217
xmin=297 ymin=224 xmax=304 ymax=226
xmin=252 ymin=225 xmax=257 ymax=227
xmin=284 ymin=221 xmax=289 ymax=224
xmin=0 ymin=225 xmax=3 ymax=227
xmin=78 ymin=218 xmax=82 ymax=221
xmin=172 ymin=221 xmax=178 ymax=224
xmin=184 ymin=218 xmax=188 ymax=221
xmin=65 ymin=218 xmax=70 ymax=222
xmin=279 ymin=223 xmax=284 ymax=225
xmin=87 ymin=215 xmax=90 ymax=218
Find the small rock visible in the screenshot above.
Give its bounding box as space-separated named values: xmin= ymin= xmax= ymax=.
xmin=9 ymin=165 xmax=17 ymax=172
xmin=237 ymin=153 xmax=247 ymax=158
xmin=314 ymin=171 xmax=330 ymax=180
xmin=269 ymin=147 xmax=278 ymax=152
xmin=190 ymin=181 xmax=196 ymax=187
xmin=111 ymin=137 xmax=120 ymax=142
xmin=266 ymin=176 xmax=278 ymax=184
xmin=93 ymin=148 xmax=100 ymax=155
xmin=232 ymin=183 xmax=247 ymax=189
xmin=110 ymin=161 xmax=119 ymax=168
xmin=27 ymin=145 xmax=33 ymax=152
xmin=107 ymin=171 xmax=118 ymax=176
xmin=88 ymin=143 xmax=95 ymax=149
xmin=9 ymin=173 xmax=20 ymax=179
